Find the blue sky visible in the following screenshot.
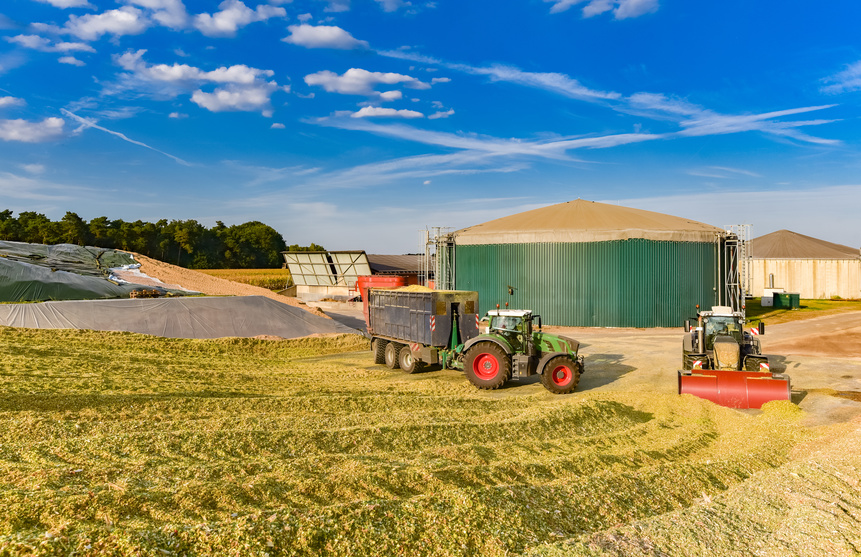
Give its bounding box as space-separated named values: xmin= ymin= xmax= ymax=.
xmin=1 ymin=0 xmax=860 ymax=254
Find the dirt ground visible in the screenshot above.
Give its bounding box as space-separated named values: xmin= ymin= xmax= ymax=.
xmin=122 ymin=253 xmax=328 ymax=318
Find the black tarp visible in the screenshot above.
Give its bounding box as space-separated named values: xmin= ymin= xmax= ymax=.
xmin=0 ymin=241 xmax=185 ymax=302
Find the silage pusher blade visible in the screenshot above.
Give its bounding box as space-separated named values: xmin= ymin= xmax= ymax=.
xmin=678 ymin=369 xmax=791 ymax=409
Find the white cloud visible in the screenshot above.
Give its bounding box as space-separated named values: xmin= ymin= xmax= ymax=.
xmin=423 ymin=180 xmax=431 ymax=185
xmin=351 ymin=106 xmax=424 ymax=119
xmin=125 ymin=0 xmax=190 ymax=29
xmin=113 ymin=50 xmax=283 ymax=114
xmin=305 ymin=68 xmax=429 ymax=95
xmin=168 ymin=112 xmax=188 ymax=118
xmin=21 ymin=163 xmax=46 ymax=174
xmin=821 ymin=61 xmax=861 ymax=94
xmin=375 ymin=0 xmax=406 ymax=12
xmin=65 ymin=7 xmax=149 ymax=40
xmin=191 ymin=83 xmax=278 ymax=115
xmin=431 ymin=77 xmax=450 ymax=84
xmin=271 ymin=122 xmax=286 ymax=129
xmin=282 ymin=24 xmax=369 ymax=49
xmin=6 ymin=34 xmax=96 ymax=53
xmin=379 ymin=90 xmax=403 ymax=101
xmin=59 ymin=55 xmax=85 ymax=66
xmin=0 ymin=97 xmax=26 ymax=108
xmin=428 ymin=109 xmax=454 ymax=119
xmin=545 ymin=0 xmax=658 ymax=18
xmin=194 ymin=0 xmax=286 ymax=37
xmin=297 ymin=13 xmax=312 ymax=22
xmin=33 ymin=0 xmax=94 ymax=8
xmin=0 ymin=117 xmax=65 ymax=142
xmin=321 ymin=0 xmax=350 ymax=12
xmin=614 ymin=0 xmax=659 ymax=19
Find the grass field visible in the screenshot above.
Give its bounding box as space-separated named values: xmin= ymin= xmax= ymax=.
xmin=0 ymin=326 xmax=858 ymax=556
xmin=745 ymin=297 xmax=861 ymax=324
xmin=197 ymin=269 xmax=292 ymax=291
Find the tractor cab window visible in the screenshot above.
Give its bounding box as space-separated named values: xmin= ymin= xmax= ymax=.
xmin=491 ymin=315 xmax=522 ymax=333
xmin=705 ymin=316 xmax=742 ymax=347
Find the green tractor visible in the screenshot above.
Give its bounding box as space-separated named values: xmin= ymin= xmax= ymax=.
xmin=462 ymin=308 xmax=584 ymax=394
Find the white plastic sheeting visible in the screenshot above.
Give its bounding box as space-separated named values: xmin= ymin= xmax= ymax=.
xmin=0 ymin=296 xmax=359 ymax=339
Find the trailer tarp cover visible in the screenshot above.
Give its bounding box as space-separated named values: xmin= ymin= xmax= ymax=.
xmin=0 ymin=296 xmax=358 ymax=339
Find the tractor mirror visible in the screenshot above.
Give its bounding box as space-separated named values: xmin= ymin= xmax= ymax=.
xmin=536 ymin=315 xmax=542 ymax=330
xmin=684 ymin=320 xmax=691 ymax=332
xmin=759 ymin=322 xmax=765 ymax=335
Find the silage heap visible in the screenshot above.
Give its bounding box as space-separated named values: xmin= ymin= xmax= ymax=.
xmin=0 ymin=326 xmax=849 ymax=556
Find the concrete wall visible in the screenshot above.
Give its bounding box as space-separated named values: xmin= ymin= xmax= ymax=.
xmin=751 ymin=259 xmax=861 ymax=299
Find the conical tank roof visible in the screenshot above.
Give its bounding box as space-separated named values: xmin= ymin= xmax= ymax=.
xmin=751 ymin=229 xmax=859 ymax=259
xmin=454 ymin=199 xmax=725 ymax=245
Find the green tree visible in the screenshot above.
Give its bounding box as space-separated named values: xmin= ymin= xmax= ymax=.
xmin=0 ymin=210 xmax=21 ymax=241
xmin=60 ymin=212 xmax=91 ymax=245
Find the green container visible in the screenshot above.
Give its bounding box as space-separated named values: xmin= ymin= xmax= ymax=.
xmin=454 ymin=239 xmax=721 ymax=328
xmin=773 ymin=292 xmax=800 ymax=309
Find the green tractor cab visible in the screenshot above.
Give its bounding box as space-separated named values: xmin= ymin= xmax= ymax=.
xmin=462 ymin=309 xmax=584 ymax=394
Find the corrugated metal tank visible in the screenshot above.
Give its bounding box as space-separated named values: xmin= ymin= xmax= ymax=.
xmin=455 ymin=240 xmax=718 ymax=327
xmin=450 ymin=199 xmax=725 ymax=328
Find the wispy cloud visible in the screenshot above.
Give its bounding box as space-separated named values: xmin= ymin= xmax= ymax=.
xmin=545 ymin=0 xmax=658 ymax=19
xmin=304 ymin=68 xmax=429 ymax=96
xmin=821 ymin=60 xmax=861 ymax=94
xmin=627 ymin=93 xmax=840 ymax=145
xmin=61 ymin=109 xmax=190 ymax=165
xmin=687 ymin=166 xmax=762 ymax=179
xmin=379 ymin=49 xmax=620 ymax=102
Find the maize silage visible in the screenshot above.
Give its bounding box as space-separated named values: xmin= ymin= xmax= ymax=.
xmin=0 ymin=326 xmax=836 ymax=556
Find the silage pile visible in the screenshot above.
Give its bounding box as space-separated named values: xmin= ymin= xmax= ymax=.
xmin=2 ymin=324 xmax=846 ymax=556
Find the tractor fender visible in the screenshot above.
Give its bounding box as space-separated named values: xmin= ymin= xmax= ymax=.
xmin=536 ymin=352 xmax=583 ymax=375
xmin=462 ymin=335 xmax=513 ymax=355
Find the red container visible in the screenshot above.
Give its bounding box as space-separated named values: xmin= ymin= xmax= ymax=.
xmin=357 ymin=275 xmax=408 ymax=328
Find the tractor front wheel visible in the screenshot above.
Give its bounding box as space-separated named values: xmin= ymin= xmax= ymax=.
xmin=540 ymin=355 xmax=581 ymax=394
xmin=464 ymin=343 xmax=511 ymax=390
xmin=384 ymin=342 xmax=403 ymax=369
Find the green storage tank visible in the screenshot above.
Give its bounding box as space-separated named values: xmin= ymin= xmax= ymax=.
xmin=451 ymin=199 xmax=727 ymax=328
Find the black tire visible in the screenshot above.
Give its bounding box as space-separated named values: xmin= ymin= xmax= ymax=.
xmin=398 ymin=346 xmax=426 ymax=374
xmin=384 ymin=342 xmax=402 ymax=369
xmin=540 ymin=355 xmax=581 ymax=394
xmin=464 ymin=343 xmax=511 ymax=390
xmin=372 ymin=338 xmax=387 ymax=365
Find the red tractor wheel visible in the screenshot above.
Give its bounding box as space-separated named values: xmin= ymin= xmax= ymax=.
xmin=464 ymin=343 xmax=511 ymax=390
xmin=540 ymin=355 xmax=581 ymax=394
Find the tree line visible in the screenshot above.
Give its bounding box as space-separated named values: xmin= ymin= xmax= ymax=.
xmin=0 ymin=210 xmax=325 ymax=269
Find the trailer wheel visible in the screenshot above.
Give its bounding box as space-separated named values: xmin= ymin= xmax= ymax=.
xmin=372 ymin=338 xmax=387 ymax=365
xmin=540 ymin=355 xmax=581 ymax=394
xmin=384 ymin=342 xmax=402 ymax=369
xmin=464 ymin=343 xmax=511 ymax=390
xmin=398 ymin=346 xmax=426 ymax=374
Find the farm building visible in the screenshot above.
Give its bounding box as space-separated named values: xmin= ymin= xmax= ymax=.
xmin=750 ymin=229 xmax=861 ymax=300
xmin=281 ymin=250 xmax=424 ymax=301
xmin=449 ymin=199 xmax=731 ymax=328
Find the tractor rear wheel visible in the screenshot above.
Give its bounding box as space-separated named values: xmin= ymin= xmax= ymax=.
xmin=464 ymin=343 xmax=511 ymax=390
xmin=384 ymin=342 xmax=402 ymax=369
xmin=540 ymin=355 xmax=581 ymax=394
xmin=398 ymin=346 xmax=426 ymax=374
xmin=372 ymin=338 xmax=387 ymax=365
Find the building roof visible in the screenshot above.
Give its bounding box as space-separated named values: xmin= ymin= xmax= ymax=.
xmin=367 ymin=254 xmax=424 ymax=274
xmin=751 ymin=229 xmax=860 ymax=260
xmin=453 ymin=199 xmax=725 ymax=245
